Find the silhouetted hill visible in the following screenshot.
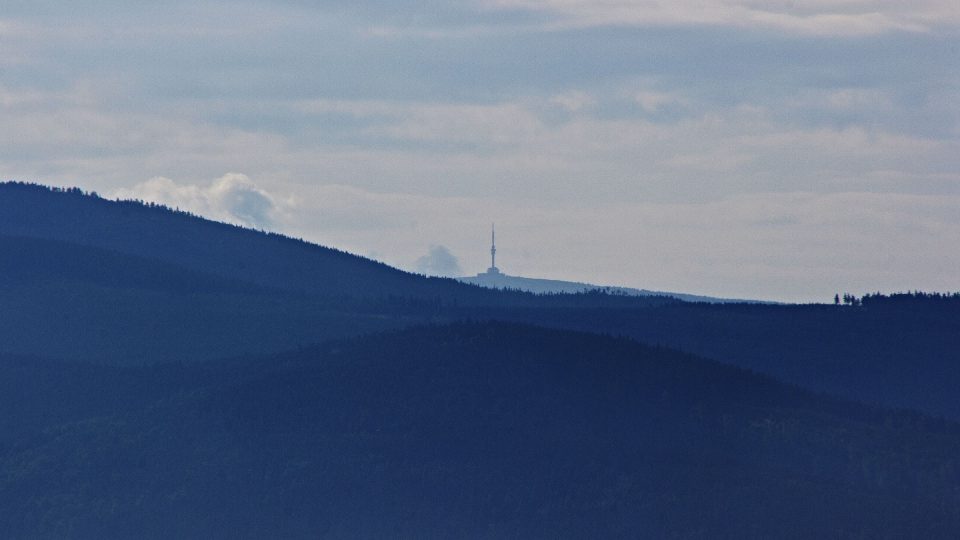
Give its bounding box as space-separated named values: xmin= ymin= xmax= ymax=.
xmin=3 ymin=184 xmax=960 ymax=536
xmin=0 ymin=238 xmax=667 ymax=364
xmin=0 ymin=183 xmax=669 ymax=309
xmin=2 ymin=182 xmax=960 ymax=421
xmin=0 ymin=183 xmax=435 ymax=298
xmin=462 ymin=299 xmax=960 ymax=419
xmin=0 ymin=184 xmax=670 ymax=363
xmin=2 ymin=322 xmax=958 ymax=539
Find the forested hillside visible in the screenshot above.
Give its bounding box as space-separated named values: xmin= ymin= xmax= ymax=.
xmin=1 ymin=323 xmax=958 ymax=539
xmin=2 ymin=182 xmax=959 ymax=421
xmin=0 ymin=183 xmax=669 ymax=308
xmin=0 ymin=234 xmax=413 ymax=362
xmin=460 ymin=298 xmax=960 ymax=419
xmin=0 ymin=183 xmax=432 ymax=298
xmin=3 ymin=182 xmax=960 ymax=538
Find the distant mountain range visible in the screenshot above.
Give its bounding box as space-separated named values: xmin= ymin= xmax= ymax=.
xmin=1 ymin=181 xmax=960 ymax=537
xmin=459 ymin=268 xmax=769 ymax=303
xmin=2 ymin=182 xmax=959 ymax=418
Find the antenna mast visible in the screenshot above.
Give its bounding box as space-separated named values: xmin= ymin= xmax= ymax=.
xmin=490 ymin=223 xmax=497 ymax=270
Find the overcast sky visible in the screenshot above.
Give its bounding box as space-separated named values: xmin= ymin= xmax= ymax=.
xmin=2 ymin=1 xmax=958 ymax=301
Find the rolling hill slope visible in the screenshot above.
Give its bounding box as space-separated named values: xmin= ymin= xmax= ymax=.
xmin=2 ymin=182 xmax=960 ymax=421
xmin=1 ymin=322 xmax=958 ymax=539
xmin=0 ymin=234 xmax=416 ymax=363
xmin=0 ymin=183 xmax=434 ymax=298
xmin=2 ymin=182 xmax=960 ymax=537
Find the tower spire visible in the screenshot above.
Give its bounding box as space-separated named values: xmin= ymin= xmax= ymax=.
xmin=491 ymin=223 xmax=497 ymax=270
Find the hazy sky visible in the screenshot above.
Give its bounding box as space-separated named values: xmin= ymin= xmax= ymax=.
xmin=2 ymin=1 xmax=958 ymax=301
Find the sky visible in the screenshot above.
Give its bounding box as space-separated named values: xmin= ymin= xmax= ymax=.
xmin=1 ymin=1 xmax=958 ymax=302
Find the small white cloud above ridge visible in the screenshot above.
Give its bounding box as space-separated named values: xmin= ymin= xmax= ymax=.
xmin=111 ymin=173 xmax=278 ymax=229
xmin=414 ymin=245 xmax=463 ymax=277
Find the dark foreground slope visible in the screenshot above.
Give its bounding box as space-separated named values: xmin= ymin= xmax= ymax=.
xmin=1 ymin=323 xmax=959 ymax=539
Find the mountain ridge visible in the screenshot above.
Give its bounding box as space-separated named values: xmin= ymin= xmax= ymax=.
xmin=0 ymin=182 xmax=681 ymax=309
xmin=459 ymin=269 xmax=770 ymax=303
xmin=3 ymin=181 xmax=960 ymax=537
xmin=3 ymin=181 xmax=960 ymax=421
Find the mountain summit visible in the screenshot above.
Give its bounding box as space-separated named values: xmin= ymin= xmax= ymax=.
xmin=457 ymin=223 xmax=766 ymax=302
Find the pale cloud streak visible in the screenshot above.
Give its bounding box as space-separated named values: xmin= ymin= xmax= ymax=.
xmin=480 ymin=0 xmax=960 ymax=35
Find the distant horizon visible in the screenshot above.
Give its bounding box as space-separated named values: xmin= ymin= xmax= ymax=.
xmin=9 ymin=180 xmax=951 ymax=304
xmin=2 ymin=1 xmax=957 ymax=304
xmin=105 ymin=186 xmax=960 ymax=304
xmin=22 ymin=176 xmax=954 ymax=304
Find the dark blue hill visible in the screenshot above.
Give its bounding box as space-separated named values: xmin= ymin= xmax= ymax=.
xmin=0 ymin=234 xmax=412 ymax=363
xmin=0 ymin=234 xmax=256 ymax=294
xmin=464 ymin=299 xmax=960 ymax=419
xmin=0 ymin=228 xmax=663 ymax=364
xmin=1 ymin=322 xmax=958 ymax=539
xmin=2 ymin=182 xmax=960 ymax=422
xmin=0 ymin=183 xmax=669 ymax=309
xmin=2 ymin=182 xmax=960 ymax=537
xmin=0 ymin=183 xmax=437 ymax=298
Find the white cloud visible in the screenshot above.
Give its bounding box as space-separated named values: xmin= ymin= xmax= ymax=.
xmin=10 ymin=88 xmax=957 ymax=211
xmin=414 ymin=245 xmax=463 ymax=276
xmin=111 ymin=174 xmax=279 ymax=229
xmin=480 ymin=0 xmax=960 ymax=35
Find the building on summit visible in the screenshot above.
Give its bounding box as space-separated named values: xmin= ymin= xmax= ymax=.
xmin=457 ymin=225 xmax=745 ymax=303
